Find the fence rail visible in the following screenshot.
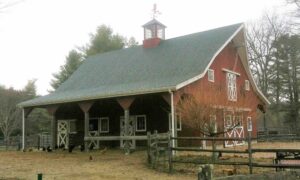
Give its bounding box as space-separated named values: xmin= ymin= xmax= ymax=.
xmin=146 ymin=131 xmax=300 ymax=174
xmin=0 ymin=133 xmax=51 ymax=150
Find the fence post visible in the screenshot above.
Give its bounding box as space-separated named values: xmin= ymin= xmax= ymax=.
xmin=168 ymin=131 xmax=173 ymax=173
xmin=211 ymin=137 xmax=217 ymax=163
xmin=147 ymin=131 xmax=151 ymax=164
xmin=153 ymin=130 xmax=158 ymax=168
xmin=248 ymin=131 xmax=253 ymax=174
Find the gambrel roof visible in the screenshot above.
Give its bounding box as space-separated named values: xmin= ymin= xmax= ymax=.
xmin=19 ymin=23 xmax=269 ymax=108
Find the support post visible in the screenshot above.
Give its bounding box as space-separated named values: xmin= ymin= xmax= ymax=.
xmin=124 ymin=109 xmax=130 ymax=155
xmin=46 ymin=106 xmax=59 ymax=150
xmin=22 ymin=108 xmax=26 ymax=151
xmin=147 ymin=131 xmax=151 ymax=164
xmin=50 ymin=115 xmax=56 ymax=150
xmin=78 ymin=101 xmax=94 ymax=152
xmin=84 ymin=111 xmax=89 ymax=151
xmin=169 ymin=91 xmax=176 ymax=155
xmin=168 ymin=131 xmax=173 ymax=173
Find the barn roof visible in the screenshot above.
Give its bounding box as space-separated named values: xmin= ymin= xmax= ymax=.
xmin=19 ymin=23 xmax=269 ymax=108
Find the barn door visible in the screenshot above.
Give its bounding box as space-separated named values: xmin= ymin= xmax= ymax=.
xmin=57 ymin=120 xmax=69 ymax=148
xmin=120 ymin=116 xmax=136 ymax=149
xmin=224 ymin=113 xmax=244 ymax=147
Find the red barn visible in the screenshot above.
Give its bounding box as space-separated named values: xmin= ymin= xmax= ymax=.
xmin=19 ymin=19 xmax=269 ymax=151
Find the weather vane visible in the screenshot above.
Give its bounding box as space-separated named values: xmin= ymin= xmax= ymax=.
xmin=151 ymin=4 xmax=161 ymax=19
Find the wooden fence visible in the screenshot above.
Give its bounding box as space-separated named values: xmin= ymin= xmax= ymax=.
xmin=146 ymin=131 xmax=300 ymax=174
xmin=257 ymin=127 xmax=300 ymax=142
xmin=0 ymin=133 xmax=51 ymax=150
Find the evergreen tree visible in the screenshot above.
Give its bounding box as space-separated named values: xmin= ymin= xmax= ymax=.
xmin=50 ymin=50 xmax=83 ymax=90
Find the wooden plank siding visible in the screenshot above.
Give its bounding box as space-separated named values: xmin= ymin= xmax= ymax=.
xmin=175 ymin=41 xmax=265 ymax=143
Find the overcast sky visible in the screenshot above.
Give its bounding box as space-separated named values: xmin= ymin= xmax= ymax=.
xmin=0 ymin=0 xmax=290 ymax=95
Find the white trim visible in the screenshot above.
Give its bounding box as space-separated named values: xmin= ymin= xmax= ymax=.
xmin=176 ymin=24 xmax=244 ymax=90
xmin=135 ymin=115 xmax=147 ymax=132
xmin=222 ymin=68 xmax=240 ymax=76
xmin=100 ymin=117 xmax=109 ymax=133
xmin=247 ymin=117 xmax=252 ymax=132
xmin=168 ymin=113 xmax=182 ymax=131
xmin=245 ymin=80 xmax=250 ymax=91
xmin=208 ymin=69 xmax=215 ymax=82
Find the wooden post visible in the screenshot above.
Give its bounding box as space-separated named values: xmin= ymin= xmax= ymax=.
xmin=169 ymin=91 xmax=176 ymax=155
xmin=46 ymin=106 xmax=58 ymax=150
xmin=124 ymin=109 xmax=130 ymax=155
xmin=248 ymin=131 xmax=253 ymax=174
xmin=78 ymin=101 xmax=94 ymax=152
xmin=50 ymin=116 xmax=56 ymax=149
xmin=117 ymin=97 xmax=135 ymax=154
xmin=168 ymin=131 xmax=173 ymax=173
xmin=147 ymin=131 xmax=151 ymax=164
xmin=22 ymin=108 xmax=26 ymax=151
xmin=212 ymin=137 xmax=217 ymax=163
xmin=84 ymin=112 xmax=89 ymax=151
xmin=22 ymin=108 xmax=33 ymax=151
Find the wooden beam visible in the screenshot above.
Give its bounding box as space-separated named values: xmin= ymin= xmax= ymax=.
xmin=24 ymin=107 xmax=33 ymax=118
xmin=116 ymin=97 xmax=135 ymax=110
xmin=78 ymin=101 xmax=94 ymax=113
xmin=46 ymin=105 xmax=59 ymax=116
xmin=161 ymin=93 xmax=171 ymax=105
xmin=84 ymin=136 xmax=147 ymax=141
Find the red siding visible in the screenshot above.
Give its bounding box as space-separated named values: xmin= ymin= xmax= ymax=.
xmin=175 ymin=42 xmax=264 ymax=138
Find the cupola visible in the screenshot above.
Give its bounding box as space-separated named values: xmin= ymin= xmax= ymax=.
xmin=142 ymin=5 xmax=166 ymax=48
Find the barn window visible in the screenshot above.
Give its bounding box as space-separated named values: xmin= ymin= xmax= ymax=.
xmin=245 ymin=80 xmax=250 ymax=91
xmin=89 ymin=118 xmax=99 ymax=131
xmin=100 ymin=117 xmax=109 ymax=133
xmin=227 ymin=72 xmax=237 ymax=101
xmin=208 ymin=69 xmax=214 ymax=82
xmin=247 ymin=117 xmax=252 ymax=132
xmin=225 ymin=115 xmax=232 ymax=127
xmin=136 ymin=115 xmax=147 ymax=132
xmin=69 ymin=120 xmax=77 ymax=134
xmin=169 ymin=113 xmax=182 ymax=131
xmin=234 ymin=116 xmax=243 ymax=127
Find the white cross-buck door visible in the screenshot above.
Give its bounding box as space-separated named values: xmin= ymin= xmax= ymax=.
xmin=57 ymin=120 xmax=69 ymax=148
xmin=224 ymin=115 xmax=245 ymax=147
xmin=120 ymin=116 xmax=136 ymax=149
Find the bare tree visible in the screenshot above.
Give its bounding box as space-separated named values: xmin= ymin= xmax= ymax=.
xmin=0 ymin=87 xmax=23 ymax=147
xmin=246 ymin=13 xmax=290 ymax=101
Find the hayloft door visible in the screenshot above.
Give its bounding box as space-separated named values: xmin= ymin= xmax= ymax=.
xmin=57 ymin=120 xmax=69 ymax=148
xmin=120 ymin=116 xmax=136 ymax=149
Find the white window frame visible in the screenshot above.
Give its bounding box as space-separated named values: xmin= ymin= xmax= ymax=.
xmin=169 ymin=113 xmax=182 ymax=131
xmin=69 ymin=119 xmax=77 ymax=134
xmin=226 ymin=72 xmax=237 ymax=101
xmin=247 ymin=117 xmax=252 ymax=132
xmin=208 ymin=69 xmax=215 ymax=82
xmin=135 ymin=115 xmax=147 ymax=132
xmin=225 ymin=115 xmax=232 ymax=127
xmin=99 ymin=117 xmax=109 ymax=133
xmin=245 ymin=80 xmax=250 ymax=91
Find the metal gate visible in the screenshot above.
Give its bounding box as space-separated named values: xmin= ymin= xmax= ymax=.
xmin=120 ymin=116 xmax=136 ymax=149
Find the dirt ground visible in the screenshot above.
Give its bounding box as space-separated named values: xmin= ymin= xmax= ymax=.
xmin=0 ymin=142 xmax=299 ymax=180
